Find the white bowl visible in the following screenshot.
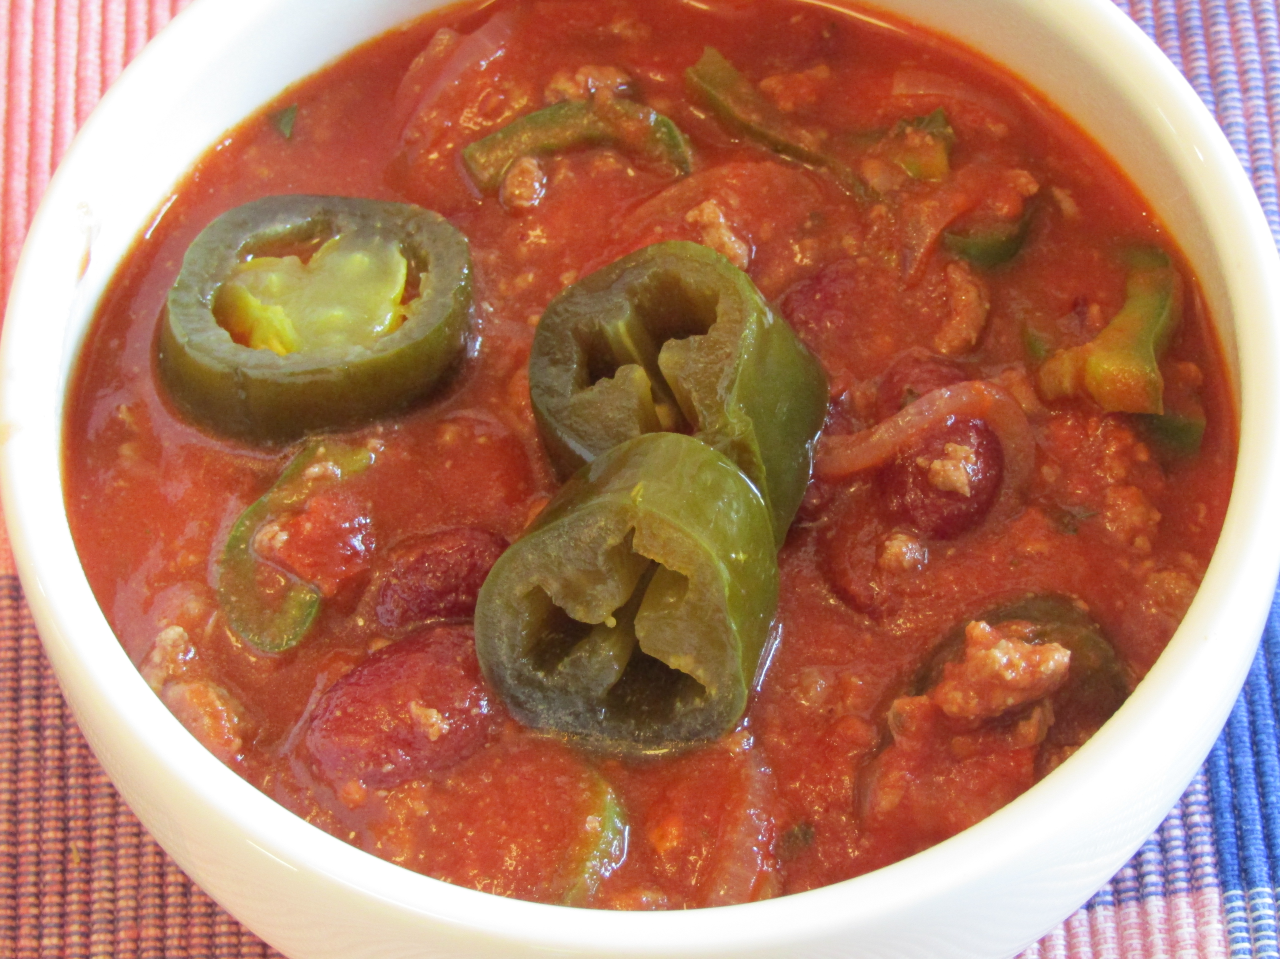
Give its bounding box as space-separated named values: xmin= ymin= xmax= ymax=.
xmin=3 ymin=0 xmax=1279 ymax=955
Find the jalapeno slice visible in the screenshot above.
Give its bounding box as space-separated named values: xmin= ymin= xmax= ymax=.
xmin=474 ymin=432 xmax=779 ymax=752
xmin=159 ymin=195 xmax=472 ymax=442
xmin=218 ymin=438 xmax=374 ymax=653
xmin=528 ymin=240 xmax=827 ymax=544
xmin=686 ymin=47 xmax=862 ymax=196
xmin=920 ymin=594 xmax=1130 ymax=746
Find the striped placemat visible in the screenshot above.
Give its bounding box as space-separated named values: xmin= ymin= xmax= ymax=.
xmin=2 ymin=0 xmax=1278 ymax=956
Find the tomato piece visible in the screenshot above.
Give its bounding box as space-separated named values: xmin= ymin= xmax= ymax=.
xmin=858 ymin=696 xmax=1039 ymax=870
xmin=259 ymin=488 xmax=374 ymax=598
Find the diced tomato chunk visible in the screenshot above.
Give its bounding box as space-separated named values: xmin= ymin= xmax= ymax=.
xmin=257 ymin=490 xmax=373 ymax=598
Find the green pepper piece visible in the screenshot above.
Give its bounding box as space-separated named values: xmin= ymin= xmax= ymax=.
xmin=983 ymin=595 xmax=1130 ymax=746
xmin=1037 ymin=248 xmax=1183 ymax=413
xmin=686 ymin=47 xmax=860 ymax=194
xmin=475 ymin=432 xmax=779 ymax=751
xmin=1137 ymin=407 xmax=1206 ymax=457
xmin=462 ymin=99 xmax=692 ymax=193
xmin=943 ymin=208 xmax=1030 ymax=268
xmin=1022 ymin=323 xmax=1051 ymax=363
xmin=920 ymin=594 xmax=1130 ymax=746
xmin=561 ymin=778 xmax=628 ymax=906
xmin=159 ymin=195 xmax=471 ymax=442
xmin=529 ymin=241 xmax=827 ymax=544
xmin=687 ymin=47 xmax=827 ymax=164
xmin=217 ymin=438 xmax=373 ymax=653
xmin=884 ymin=109 xmax=953 ymax=181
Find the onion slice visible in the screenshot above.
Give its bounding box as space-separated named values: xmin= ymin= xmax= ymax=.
xmin=891 ymin=69 xmax=1018 ymax=126
xmin=393 ymin=10 xmax=516 ymax=130
xmin=816 ymin=379 xmax=1035 ymax=524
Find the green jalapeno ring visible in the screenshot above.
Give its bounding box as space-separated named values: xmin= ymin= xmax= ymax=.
xmin=159 ymin=195 xmax=472 ymax=442
xmin=475 ymin=432 xmax=779 ymax=752
xmin=218 ymin=438 xmax=375 ymax=653
xmin=528 ymin=240 xmax=828 ymax=545
xmin=916 ymin=593 xmax=1131 ymax=747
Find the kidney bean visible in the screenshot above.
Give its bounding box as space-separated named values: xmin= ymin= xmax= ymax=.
xmin=374 ymin=527 xmax=507 ymax=631
xmin=818 ymin=484 xmax=897 ymax=618
xmin=305 ymin=624 xmax=503 ymax=792
xmin=874 ymin=350 xmax=968 ymax=422
xmin=879 ymin=417 xmax=1003 ymax=540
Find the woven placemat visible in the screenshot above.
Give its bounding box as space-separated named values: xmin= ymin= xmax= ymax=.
xmin=2 ymin=0 xmax=1279 ymax=956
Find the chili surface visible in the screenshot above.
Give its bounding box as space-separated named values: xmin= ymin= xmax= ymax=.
xmin=63 ymin=0 xmax=1236 ymax=908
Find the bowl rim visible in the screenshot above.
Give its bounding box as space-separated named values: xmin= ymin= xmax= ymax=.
xmin=3 ymin=0 xmax=1280 ymax=954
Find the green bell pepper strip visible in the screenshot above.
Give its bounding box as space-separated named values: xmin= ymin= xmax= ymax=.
xmin=474 ymin=432 xmax=779 ymax=751
xmin=943 ymin=208 xmax=1030 ymax=269
xmin=561 ymin=779 xmax=628 ymax=906
xmin=528 ymin=240 xmax=828 ymax=544
xmin=159 ymin=195 xmax=472 ymax=442
xmin=1037 ymin=248 xmax=1183 ymax=413
xmin=686 ymin=47 xmax=861 ymax=194
xmin=462 ymin=99 xmax=692 ymax=193
xmin=217 ymin=438 xmax=374 ymax=653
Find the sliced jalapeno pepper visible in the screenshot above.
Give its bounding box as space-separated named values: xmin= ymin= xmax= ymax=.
xmin=1037 ymin=248 xmax=1183 ymax=413
xmin=159 ymin=195 xmax=471 ymax=442
xmin=921 ymin=594 xmax=1130 ymax=745
xmin=217 ymin=438 xmax=373 ymax=653
xmin=562 ymin=779 xmax=628 ymax=906
xmin=462 ymin=99 xmax=692 ymax=193
xmin=474 ymin=432 xmax=779 ymax=751
xmin=686 ymin=47 xmax=860 ymax=194
xmin=529 ymin=240 xmax=827 ymax=543
xmin=943 ymin=208 xmax=1030 ymax=268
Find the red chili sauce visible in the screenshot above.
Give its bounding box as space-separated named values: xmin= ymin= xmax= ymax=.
xmin=63 ymin=0 xmax=1237 ymax=908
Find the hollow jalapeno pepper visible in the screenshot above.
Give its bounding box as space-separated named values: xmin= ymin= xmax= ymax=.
xmin=474 ymin=432 xmax=778 ymax=751
xmin=217 ymin=438 xmax=373 ymax=653
xmin=1037 ymin=248 xmax=1183 ymax=413
xmin=463 ymin=99 xmax=691 ymax=193
xmin=159 ymin=195 xmax=471 ymax=442
xmin=528 ymin=240 xmax=827 ymax=544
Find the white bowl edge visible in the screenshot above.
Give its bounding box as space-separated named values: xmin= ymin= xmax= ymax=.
xmin=2 ymin=0 xmax=1278 ymax=956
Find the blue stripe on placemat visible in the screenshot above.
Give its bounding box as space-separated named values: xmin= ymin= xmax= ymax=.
xmin=1211 ymin=592 xmax=1280 ymax=958
xmin=1191 ymin=1 xmax=1280 ymax=953
xmin=1209 ymin=738 xmax=1251 ymax=955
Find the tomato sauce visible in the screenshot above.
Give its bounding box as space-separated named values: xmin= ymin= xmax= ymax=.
xmin=63 ymin=0 xmax=1237 ymax=907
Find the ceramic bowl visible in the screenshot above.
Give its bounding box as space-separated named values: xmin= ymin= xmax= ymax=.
xmin=3 ymin=0 xmax=1279 ymax=955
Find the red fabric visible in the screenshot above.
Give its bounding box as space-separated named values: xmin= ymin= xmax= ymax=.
xmin=1 ymin=5 xmax=284 ymax=955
